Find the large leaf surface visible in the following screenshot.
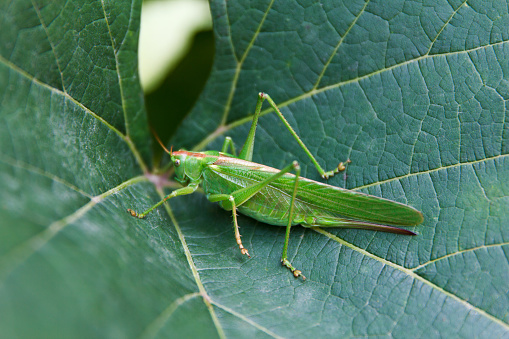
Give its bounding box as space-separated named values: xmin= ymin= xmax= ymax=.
xmin=1 ymin=0 xmax=508 ymax=337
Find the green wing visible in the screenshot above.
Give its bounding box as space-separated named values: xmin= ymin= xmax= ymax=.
xmin=267 ymin=173 xmax=423 ymax=226
xmin=208 ymin=158 xmax=423 ymax=231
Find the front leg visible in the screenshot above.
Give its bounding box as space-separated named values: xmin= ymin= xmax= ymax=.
xmin=128 ymin=184 xmax=199 ymax=219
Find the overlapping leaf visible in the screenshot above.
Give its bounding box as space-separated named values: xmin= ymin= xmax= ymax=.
xmin=0 ymin=0 xmax=507 ymax=337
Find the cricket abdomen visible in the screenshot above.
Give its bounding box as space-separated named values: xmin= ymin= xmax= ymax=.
xmin=201 ymin=166 xmax=318 ymax=227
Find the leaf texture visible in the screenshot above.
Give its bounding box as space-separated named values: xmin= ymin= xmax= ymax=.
xmin=1 ymin=0 xmax=508 ymax=337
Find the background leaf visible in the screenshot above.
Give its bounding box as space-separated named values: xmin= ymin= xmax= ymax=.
xmin=1 ymin=0 xmax=508 ymax=338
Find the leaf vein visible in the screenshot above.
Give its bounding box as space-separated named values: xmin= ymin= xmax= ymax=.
xmin=158 ymin=190 xmax=226 ymax=339
xmin=30 ymin=0 xmax=67 ymax=93
xmin=193 ymin=40 xmax=509 ymax=154
xmin=411 ymin=242 xmax=509 ymax=272
xmin=314 ymin=0 xmax=371 ymax=89
xmin=0 ymin=175 xmax=146 ymax=285
xmin=313 ymin=228 xmax=509 ymax=329
xmin=425 ymin=0 xmax=468 ymax=56
xmin=139 ymin=292 xmax=202 ymax=339
xmin=211 ymin=300 xmax=285 ymax=338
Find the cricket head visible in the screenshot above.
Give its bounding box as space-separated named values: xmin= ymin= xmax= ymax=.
xmin=153 ymin=128 xmax=216 ymax=185
xmin=170 ymin=150 xmax=189 ymax=184
xmin=171 ymin=150 xmax=216 ymax=184
xmin=150 ymin=132 xmax=199 ymax=184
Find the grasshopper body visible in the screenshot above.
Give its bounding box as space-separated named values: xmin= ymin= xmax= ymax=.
xmin=197 ymin=152 xmax=421 ymax=231
xmin=129 ymin=93 xmax=423 ymax=279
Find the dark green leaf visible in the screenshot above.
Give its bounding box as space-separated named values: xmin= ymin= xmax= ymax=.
xmin=1 ymin=0 xmax=508 ymax=338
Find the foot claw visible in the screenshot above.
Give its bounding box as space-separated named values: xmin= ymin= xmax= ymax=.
xmin=241 ymin=247 xmax=251 ymax=258
xmin=336 ymin=159 xmax=351 ymax=172
xmin=281 ymin=258 xmax=306 ymax=280
xmin=127 ymin=209 xmax=145 ymax=219
xmin=321 ymin=160 xmax=351 ymax=179
xmin=293 ymin=270 xmax=306 ymax=280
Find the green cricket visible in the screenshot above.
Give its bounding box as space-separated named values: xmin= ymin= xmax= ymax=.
xmin=128 ymin=92 xmax=423 ymax=280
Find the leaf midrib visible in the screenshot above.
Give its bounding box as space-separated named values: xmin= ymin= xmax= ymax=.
xmin=313 ymin=227 xmax=509 ymax=330
xmin=192 ymin=39 xmax=509 ymax=153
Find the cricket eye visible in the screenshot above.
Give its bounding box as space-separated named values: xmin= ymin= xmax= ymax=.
xmin=174 ymin=159 xmax=181 ymax=167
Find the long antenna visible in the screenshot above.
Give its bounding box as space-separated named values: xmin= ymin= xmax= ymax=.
xmin=150 ymin=126 xmax=172 ymax=155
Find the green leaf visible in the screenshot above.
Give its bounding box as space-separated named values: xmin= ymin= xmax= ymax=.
xmin=1 ymin=0 xmax=508 ymax=338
